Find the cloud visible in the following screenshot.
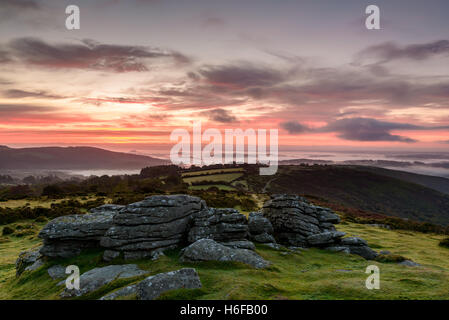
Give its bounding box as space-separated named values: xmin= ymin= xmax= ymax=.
xmin=356 ymin=40 xmax=449 ymax=64
xmin=280 ymin=117 xmax=449 ymax=143
xmin=280 ymin=121 xmax=308 ymax=134
xmin=4 ymin=37 xmax=191 ymax=72
xmin=195 ymin=63 xmax=288 ymax=89
xmin=0 ymin=103 xmax=93 ymax=125
xmin=0 ymin=104 xmax=53 ymax=115
xmin=201 ymin=108 xmax=237 ymax=123
xmin=2 ymin=89 xmax=65 ymax=99
xmin=201 ymin=17 xmax=226 ymax=28
xmin=319 ymin=118 xmax=430 ymax=143
xmin=0 ymin=50 xmax=11 ymax=63
xmin=0 ymin=0 xmax=40 ymax=10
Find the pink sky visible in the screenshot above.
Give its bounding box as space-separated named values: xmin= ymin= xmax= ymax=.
xmin=0 ymin=0 xmax=448 ymax=154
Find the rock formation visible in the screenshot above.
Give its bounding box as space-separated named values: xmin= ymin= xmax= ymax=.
xmin=47 ymin=265 xmax=66 ymax=280
xmin=188 ymin=207 xmax=253 ymax=249
xmin=181 ymin=239 xmax=270 ymax=269
xmin=248 ymin=212 xmax=276 ymax=244
xmin=99 ymin=268 xmax=202 ymax=300
xmin=15 ymin=246 xmax=43 ymax=276
xmin=262 ymin=194 xmax=377 ymax=259
xmin=30 ymin=193 xmax=377 ymax=275
xmin=60 ymin=264 xmax=147 ymax=298
xmin=137 ymin=268 xmax=202 ymax=300
xmin=100 ymin=195 xmax=204 ymax=260
xmin=38 ymin=204 xmax=123 ymax=258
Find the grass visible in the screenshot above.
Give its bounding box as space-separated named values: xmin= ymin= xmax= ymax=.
xmin=337 ymin=222 xmax=449 ymax=270
xmin=0 ymin=219 xmax=449 ymax=300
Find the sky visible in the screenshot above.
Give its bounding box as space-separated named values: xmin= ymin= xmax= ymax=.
xmin=0 ymin=0 xmax=449 ymax=155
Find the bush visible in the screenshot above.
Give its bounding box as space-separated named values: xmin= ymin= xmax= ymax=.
xmin=439 ymin=238 xmax=449 ymax=248
xmin=2 ymin=226 xmax=14 ymax=236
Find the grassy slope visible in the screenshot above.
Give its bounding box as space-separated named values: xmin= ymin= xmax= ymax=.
xmin=1 ymin=221 xmax=449 ymax=300
xmin=248 ymin=166 xmax=449 ymax=226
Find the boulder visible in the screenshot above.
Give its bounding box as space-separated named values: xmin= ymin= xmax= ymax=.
xmin=39 ymin=205 xmax=122 ymax=258
xmin=345 ymin=245 xmax=378 ymax=260
xmin=221 ymin=240 xmax=255 ymax=250
xmin=399 ymin=260 xmax=421 ymax=267
xmin=340 ymin=237 xmax=368 ymax=246
xmin=101 ymin=195 xmax=203 ymax=260
xmin=15 ymin=246 xmax=43 ymax=276
xmin=248 ymin=212 xmax=276 ymax=244
xmin=181 ymin=239 xmax=270 ymax=269
xmin=47 ymin=265 xmax=66 ymax=280
xmin=100 ymin=284 xmax=138 ymax=300
xmin=60 ymin=264 xmax=147 ymax=298
xmin=262 ymin=195 xmax=341 ymax=246
xmin=307 ymin=231 xmax=346 ymax=246
xmin=325 ymin=237 xmax=378 ymax=260
xmin=137 ymin=268 xmax=202 ymax=300
xmin=187 ymin=208 xmax=249 ymax=244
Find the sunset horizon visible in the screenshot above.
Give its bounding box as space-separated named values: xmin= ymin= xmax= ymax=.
xmin=1 ymin=0 xmax=449 ymax=154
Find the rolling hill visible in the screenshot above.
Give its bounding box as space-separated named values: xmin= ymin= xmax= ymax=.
xmin=352 ymin=165 xmax=449 ymax=195
xmin=0 ymin=146 xmax=169 ymax=170
xmin=247 ymin=165 xmax=449 ymax=226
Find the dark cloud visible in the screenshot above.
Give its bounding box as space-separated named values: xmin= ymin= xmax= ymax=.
xmin=0 ymin=50 xmax=11 ymax=63
xmin=201 ymin=108 xmax=237 ymax=123
xmin=196 ymin=63 xmax=288 ymax=89
xmin=280 ymin=121 xmax=308 ymax=134
xmin=2 ymin=89 xmax=64 ymax=99
xmin=320 ymin=118 xmax=422 ymax=143
xmin=280 ymin=117 xmax=449 ymax=143
xmin=0 ymin=0 xmax=40 ymax=10
xmin=181 ymin=59 xmax=449 ymax=118
xmin=4 ymin=37 xmax=190 ymax=72
xmin=0 ymin=104 xmax=53 ymax=116
xmin=356 ymin=40 xmax=449 ymax=64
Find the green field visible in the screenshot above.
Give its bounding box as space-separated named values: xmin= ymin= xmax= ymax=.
xmin=1 ymin=220 xmax=448 ymax=300
xmin=181 ymin=168 xmax=244 ymax=177
xmin=183 ymin=173 xmax=244 ymax=184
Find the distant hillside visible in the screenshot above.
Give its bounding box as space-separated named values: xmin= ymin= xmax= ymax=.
xmin=247 ymin=165 xmax=449 ymax=226
xmin=352 ymin=166 xmax=449 ymax=195
xmin=0 ymin=146 xmax=169 ymax=170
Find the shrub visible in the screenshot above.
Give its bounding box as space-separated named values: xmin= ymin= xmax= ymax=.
xmin=2 ymin=226 xmax=14 ymax=236
xmin=439 ymin=237 xmax=449 ymax=248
